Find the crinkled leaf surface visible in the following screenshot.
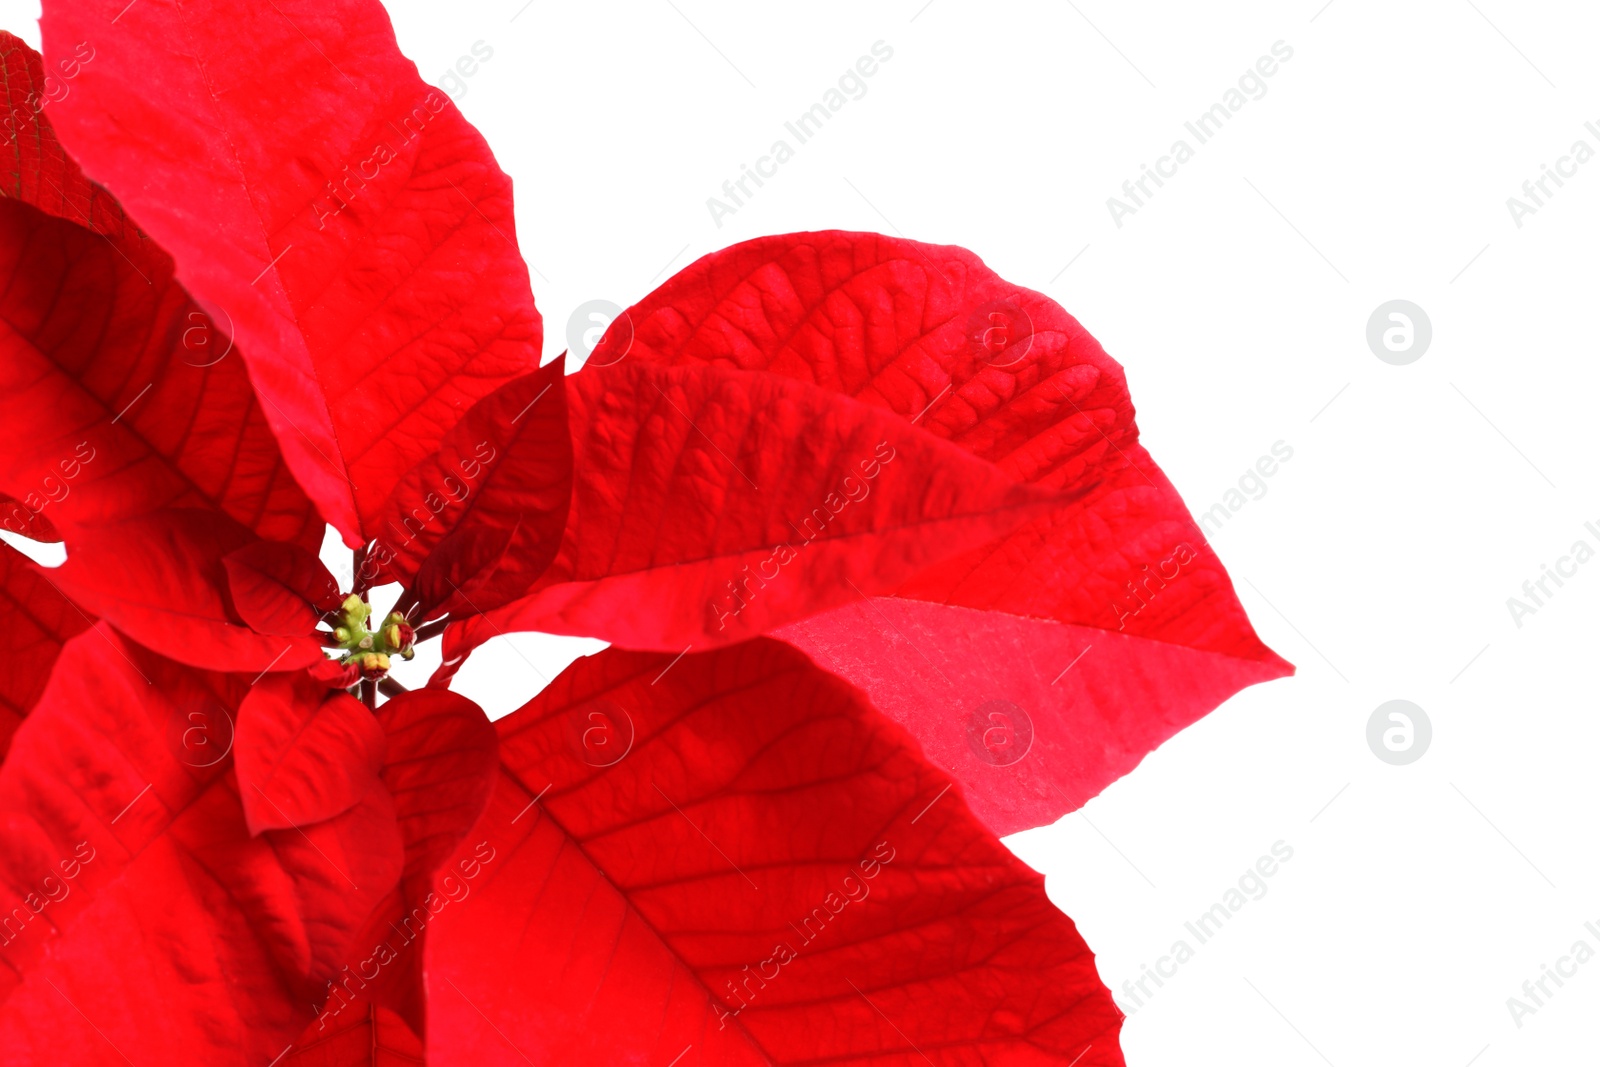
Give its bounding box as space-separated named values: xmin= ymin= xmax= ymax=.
xmin=0 ymin=33 xmax=119 ymax=230
xmin=426 ymin=640 xmax=1124 ymax=1065
xmin=436 ymin=359 xmax=1059 ymax=680
xmin=0 ymin=541 xmax=90 ymax=759
xmin=0 ymin=36 xmax=322 ymax=550
xmin=236 ymin=672 xmax=387 ymax=834
xmin=0 ymin=626 xmax=403 ymax=1065
xmin=367 ymin=357 xmax=570 ymax=620
xmin=577 ymin=230 xmax=1291 ymax=833
xmin=40 ymin=0 xmax=544 ymax=543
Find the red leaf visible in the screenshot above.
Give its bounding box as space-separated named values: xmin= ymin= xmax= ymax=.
xmin=376 ymin=690 xmax=497 ymax=905
xmin=40 ymin=0 xmax=544 ymax=545
xmin=50 ymin=508 xmax=326 ymax=672
xmin=365 ymin=358 xmax=571 ymax=620
xmin=0 ymin=198 xmax=327 ymax=550
xmin=0 ymin=541 xmax=91 ymax=759
xmin=0 ymin=36 xmax=323 ymax=552
xmin=337 ymin=689 xmax=498 ymax=1035
xmin=236 ymin=673 xmax=387 ymax=834
xmin=0 ymin=626 xmax=403 ymax=1065
xmin=282 ymin=1002 xmax=424 ymax=1067
xmin=583 ymin=230 xmax=1291 ymax=833
xmin=0 ymin=36 xmax=323 ymax=550
xmin=425 ymin=640 xmax=1124 ymax=1066
xmin=226 ymin=540 xmax=344 ymax=638
xmin=435 ymin=359 xmax=1057 ymax=681
xmin=0 ymin=34 xmax=115 ymax=233
xmin=780 ymin=501 xmax=1290 ymax=835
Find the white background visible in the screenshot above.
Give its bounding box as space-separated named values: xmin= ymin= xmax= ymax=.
xmin=7 ymin=2 xmax=1600 ymax=1063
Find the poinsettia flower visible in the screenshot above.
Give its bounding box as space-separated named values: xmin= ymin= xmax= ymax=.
xmin=440 ymin=230 xmax=1293 ymax=835
xmin=0 ymin=30 xmax=573 ymax=689
xmin=0 ymin=24 xmax=1072 ymax=698
xmin=18 ymin=397 xmax=573 ymax=680
xmin=0 ymin=0 xmax=1292 ymax=1060
xmin=35 ymin=343 xmax=570 ymax=680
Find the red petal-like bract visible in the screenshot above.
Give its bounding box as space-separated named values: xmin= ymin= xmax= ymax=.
xmin=0 ymin=34 xmax=323 ymax=551
xmin=40 ymin=0 xmax=544 ymax=544
xmin=577 ymin=231 xmax=1290 ymax=833
xmin=437 ymin=359 xmax=1060 ymax=679
xmin=225 ymin=540 xmax=345 ymax=638
xmin=366 ymin=357 xmax=571 ymax=620
xmin=236 ymin=672 xmax=388 ymax=834
xmin=374 ymin=690 xmax=497 ymax=907
xmin=426 ymin=640 xmax=1124 ymax=1065
xmin=332 ymin=689 xmax=498 ymax=1037
xmin=0 ymin=542 xmax=90 ymax=759
xmin=50 ymin=508 xmax=326 ymax=672
xmin=0 ymin=626 xmax=403 ymax=1065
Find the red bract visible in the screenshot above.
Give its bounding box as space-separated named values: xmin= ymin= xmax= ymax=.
xmin=236 ymin=672 xmax=388 ymax=834
xmin=40 ymin=0 xmax=545 ymax=545
xmin=435 ymin=357 xmax=1060 ymax=670
xmin=0 ymin=33 xmax=568 ymax=681
xmin=364 ymin=355 xmax=571 ymax=621
xmin=340 ymin=688 xmax=498 ymax=1035
xmin=426 ymin=641 xmax=1123 ymax=1065
xmin=444 ymin=230 xmax=1291 ymax=834
xmin=0 ymin=35 xmax=322 ymax=550
xmin=0 ymin=0 xmax=1293 ymax=1058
